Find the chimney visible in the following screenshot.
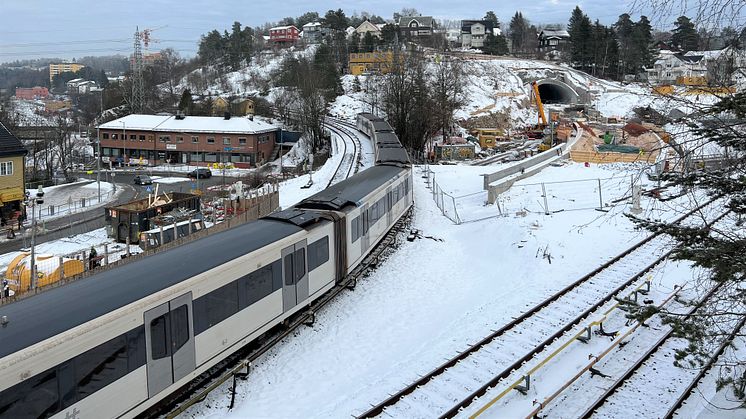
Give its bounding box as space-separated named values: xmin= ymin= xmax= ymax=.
xmin=224 ymin=112 xmax=231 ymax=120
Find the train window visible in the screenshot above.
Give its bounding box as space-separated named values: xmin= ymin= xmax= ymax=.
xmin=171 ymin=305 xmax=190 ymax=352
xmin=240 ymin=266 xmax=274 ymax=308
xmin=193 ymin=281 xmax=239 ymax=334
xmin=58 ymin=361 xmax=76 ymax=410
xmin=75 ymin=335 xmax=128 ymax=400
xmin=284 ymin=254 xmax=294 ymax=286
xmin=272 ymin=260 xmax=282 ymax=291
xmin=127 ymin=326 xmax=146 ymax=372
xmin=308 ymin=236 xmax=329 ymax=271
xmin=351 ymin=216 xmax=360 ymax=242
xmin=149 ymin=315 xmax=171 ymax=359
xmin=294 ymin=248 xmax=306 ymax=281
xmin=0 ymin=367 xmax=58 ymax=418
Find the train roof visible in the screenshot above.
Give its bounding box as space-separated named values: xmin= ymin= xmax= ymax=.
xmin=374 ymin=132 xmax=400 ymax=143
xmin=357 ymin=112 xmax=383 ymax=122
xmin=371 ymin=121 xmax=394 ymax=132
xmin=0 ymin=219 xmax=303 ymax=359
xmin=296 ymin=165 xmax=407 ymax=211
xmin=376 ymin=148 xmax=411 ymax=166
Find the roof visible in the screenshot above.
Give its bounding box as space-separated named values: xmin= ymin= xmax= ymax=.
xmin=398 ymin=16 xmax=433 ymax=28
xmin=0 ymin=218 xmax=303 ymax=359
xmin=98 ymin=114 xmax=277 ymax=135
xmin=540 ymin=29 xmax=570 ymax=38
xmin=0 ymin=122 xmax=28 ymax=157
xmin=270 ymin=25 xmax=297 ymax=31
xmin=677 ymin=54 xmax=704 ymax=63
xmin=356 ymin=21 xmax=381 ymax=34
xmin=461 ymin=20 xmax=494 ymax=33
xmin=303 ymin=22 xmax=322 ymax=28
xmin=296 ymin=165 xmax=407 ymax=211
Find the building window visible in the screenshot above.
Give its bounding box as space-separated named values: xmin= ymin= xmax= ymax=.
xmin=223 ymin=137 xmax=231 ymax=145
xmin=102 ymin=133 xmax=109 ymax=139
xmin=138 ymin=135 xmax=145 ymax=141
xmin=112 ymin=134 xmax=118 ymax=140
xmin=239 ymin=138 xmax=247 ymax=145
xmin=191 ymin=136 xmax=199 ymax=143
xmin=159 ymin=135 xmax=170 ymax=143
xmin=207 ymin=137 xmax=215 ymax=144
xmin=129 ymin=134 xmax=136 ymax=140
xmin=177 ymin=136 xmax=184 ymax=143
xmin=0 ymin=161 xmax=13 ymax=176
xmin=258 ymin=134 xmax=269 ymax=144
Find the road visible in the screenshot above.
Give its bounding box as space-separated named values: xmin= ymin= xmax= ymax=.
xmin=0 ymin=169 xmax=230 ymax=255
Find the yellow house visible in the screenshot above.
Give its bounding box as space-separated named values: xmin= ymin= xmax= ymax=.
xmin=231 ymin=98 xmax=255 ymax=116
xmin=349 ymin=51 xmax=397 ymax=76
xmin=211 ymin=97 xmax=230 ymax=116
xmin=0 ymin=123 xmax=27 ymax=217
xmin=49 ymin=62 xmax=85 ymax=83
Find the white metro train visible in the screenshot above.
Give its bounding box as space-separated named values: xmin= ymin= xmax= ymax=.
xmin=0 ymin=114 xmax=411 ymax=418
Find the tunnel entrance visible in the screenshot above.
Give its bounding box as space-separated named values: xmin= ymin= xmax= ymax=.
xmin=537 ymin=82 xmax=577 ymax=104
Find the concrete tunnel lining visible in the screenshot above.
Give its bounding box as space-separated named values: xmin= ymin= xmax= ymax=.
xmin=536 ymin=80 xmax=579 ymax=104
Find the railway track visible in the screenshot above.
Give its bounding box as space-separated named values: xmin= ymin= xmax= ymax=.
xmin=147 ymin=208 xmax=414 ymax=419
xmin=358 ymin=199 xmax=724 ymax=419
xmin=577 ymin=276 xmax=746 ymax=418
xmin=324 ymin=118 xmax=361 ymax=188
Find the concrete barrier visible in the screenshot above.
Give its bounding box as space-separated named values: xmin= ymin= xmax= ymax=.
xmin=483 ymin=124 xmax=583 ymax=204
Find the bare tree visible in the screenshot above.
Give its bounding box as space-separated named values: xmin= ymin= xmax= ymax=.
xmin=430 ymin=56 xmax=466 ymax=140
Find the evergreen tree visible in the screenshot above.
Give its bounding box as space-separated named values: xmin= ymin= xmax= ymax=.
xmin=324 ymin=9 xmax=349 ymax=31
xmin=672 ymin=16 xmax=700 ymax=51
xmin=483 ymin=33 xmax=509 ymax=55
xmin=178 ymin=90 xmax=194 ymax=114
xmin=614 ymin=14 xmax=635 ymax=77
xmin=362 ymin=32 xmax=377 ymax=53
xmin=349 ymin=32 xmax=361 ymax=54
xmin=631 ymin=16 xmax=654 ymax=72
xmin=484 ymin=11 xmax=499 ymax=28
xmin=509 ymin=12 xmax=529 ymax=55
xmin=296 ymin=12 xmax=320 ymax=29
xmin=568 ymin=7 xmax=593 ymax=71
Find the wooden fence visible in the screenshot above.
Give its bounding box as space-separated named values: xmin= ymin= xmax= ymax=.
xmin=569 ymin=150 xmax=658 ymax=164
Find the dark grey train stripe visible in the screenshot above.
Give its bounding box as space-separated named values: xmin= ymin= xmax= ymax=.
xmin=297 ymin=165 xmax=407 ymax=211
xmin=0 ymin=219 xmax=303 ymax=359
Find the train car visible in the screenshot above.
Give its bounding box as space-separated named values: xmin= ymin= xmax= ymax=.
xmin=0 ymin=114 xmax=414 ymax=419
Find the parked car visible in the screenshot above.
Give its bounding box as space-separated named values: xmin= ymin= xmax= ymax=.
xmin=189 ymin=168 xmax=212 ymax=179
xmin=133 ymin=175 xmax=153 ymax=185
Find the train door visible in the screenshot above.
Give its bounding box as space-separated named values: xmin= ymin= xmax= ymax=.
xmin=281 ymin=240 xmax=308 ymax=312
xmin=361 ymin=204 xmax=370 ymax=253
xmin=144 ymin=292 xmax=196 ymax=398
xmin=386 ymin=186 xmax=394 ymax=227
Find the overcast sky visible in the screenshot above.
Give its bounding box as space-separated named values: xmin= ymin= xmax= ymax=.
xmin=0 ymin=0 xmax=689 ymax=63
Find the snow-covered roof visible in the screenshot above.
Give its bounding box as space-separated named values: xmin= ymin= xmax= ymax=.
xmin=99 ymin=114 xmax=277 ymax=135
xmin=270 ymin=25 xmax=297 ymax=31
xmin=540 ymin=29 xmax=570 ymax=38
xmin=303 ymin=22 xmax=322 ymax=28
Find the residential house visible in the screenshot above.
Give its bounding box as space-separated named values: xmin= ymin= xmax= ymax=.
xmin=445 ymin=29 xmax=461 ymax=47
xmin=98 ymin=114 xmax=278 ymax=168
xmin=14 ymin=87 xmax=49 ymax=100
xmin=49 ymin=62 xmax=84 ymax=83
xmin=231 ymin=98 xmax=255 ymax=116
xmin=461 ymin=20 xmax=495 ymax=49
xmin=0 ymin=122 xmax=28 ymax=217
xmin=686 ymin=47 xmax=746 ymax=85
xmin=349 ymin=51 xmax=398 ymax=75
xmin=211 ymin=97 xmax=230 ymax=116
xmin=538 ymin=29 xmax=570 ymax=59
xmin=66 ymin=79 xmax=99 ymax=94
xmin=269 ymin=25 xmax=300 ymax=45
xmin=302 ymin=22 xmax=324 ymax=43
xmin=397 ymin=16 xmax=434 ymax=38
xmin=355 ymin=20 xmax=382 ymax=38
xmin=646 ymin=52 xmax=708 ymax=85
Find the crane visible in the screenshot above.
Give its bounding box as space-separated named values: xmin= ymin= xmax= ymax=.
xmin=139 ymin=25 xmax=167 ymax=50
xmin=531 ymin=81 xmax=547 ymax=127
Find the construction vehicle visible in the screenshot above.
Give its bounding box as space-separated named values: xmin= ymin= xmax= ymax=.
xmin=531 ymin=81 xmax=555 ymax=152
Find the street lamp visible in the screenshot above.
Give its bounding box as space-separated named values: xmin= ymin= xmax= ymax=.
xmin=27 ymin=185 xmax=44 ymax=291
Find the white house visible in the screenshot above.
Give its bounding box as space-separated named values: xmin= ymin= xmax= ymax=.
xmin=355 ymin=20 xmax=382 ymax=38
xmin=646 ymin=52 xmax=707 ymax=84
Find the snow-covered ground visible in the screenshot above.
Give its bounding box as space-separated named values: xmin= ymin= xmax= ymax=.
xmin=178 ymin=157 xmax=724 ymax=418
xmin=28 ymin=180 xmax=118 ymax=222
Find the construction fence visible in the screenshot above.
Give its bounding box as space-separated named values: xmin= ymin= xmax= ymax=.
xmin=423 ymin=167 xmax=634 ymax=225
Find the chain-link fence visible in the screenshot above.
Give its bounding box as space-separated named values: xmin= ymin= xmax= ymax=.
xmin=35 ymin=190 xmax=117 ymax=220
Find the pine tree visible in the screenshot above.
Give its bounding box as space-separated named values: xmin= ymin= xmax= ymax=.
xmin=631 ymin=16 xmax=654 ymax=72
xmin=568 ymin=7 xmax=593 ymax=71
xmin=614 ymin=14 xmax=635 ymax=77
xmin=178 ymin=90 xmax=194 ymax=114
xmin=509 ymin=12 xmax=528 ymax=55
xmin=672 ymin=16 xmax=700 ymax=52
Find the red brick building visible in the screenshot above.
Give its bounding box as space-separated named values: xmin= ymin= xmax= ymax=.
xmin=98 ymin=114 xmax=278 ymax=168
xmin=15 ymin=87 xmax=49 ymax=100
xmin=269 ymin=25 xmax=300 ymax=44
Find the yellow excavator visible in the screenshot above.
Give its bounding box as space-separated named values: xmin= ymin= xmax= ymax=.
xmin=531 ymin=81 xmax=553 ymax=151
